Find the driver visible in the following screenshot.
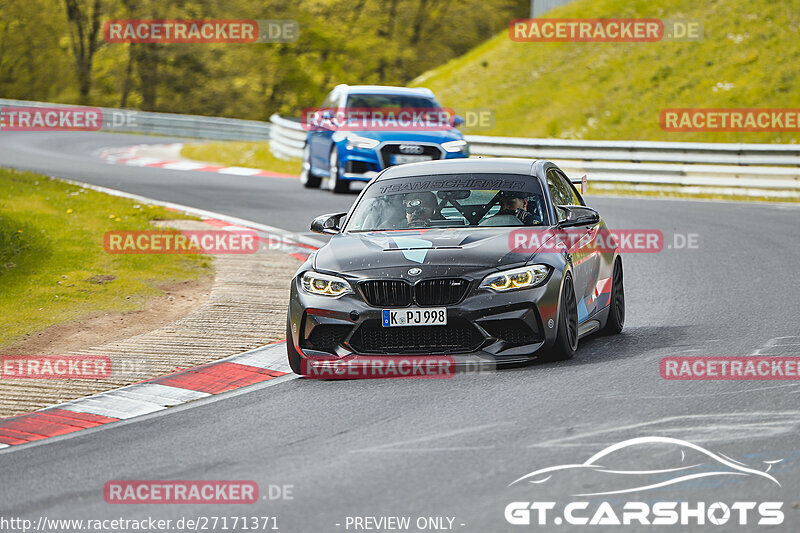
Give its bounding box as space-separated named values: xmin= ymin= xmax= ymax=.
xmin=496 ymin=191 xmax=536 ymax=226
xmin=403 ymin=191 xmax=443 ymax=227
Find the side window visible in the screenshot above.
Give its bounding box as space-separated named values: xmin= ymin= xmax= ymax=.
xmin=546 ymin=169 xmax=571 ymax=207
xmin=555 ymin=170 xmax=584 ymax=206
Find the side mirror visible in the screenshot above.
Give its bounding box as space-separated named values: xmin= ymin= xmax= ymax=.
xmin=450 ymin=115 xmax=465 ymax=127
xmin=311 ymin=212 xmax=347 ymax=234
xmin=556 ymin=205 xmax=600 ymax=228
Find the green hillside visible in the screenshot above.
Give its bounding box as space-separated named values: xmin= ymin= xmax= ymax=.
xmin=412 ymin=0 xmax=800 ymax=143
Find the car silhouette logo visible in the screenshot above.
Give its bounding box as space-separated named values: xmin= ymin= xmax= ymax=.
xmin=509 ymin=436 xmax=783 ymax=497
xmin=399 ymin=144 xmax=424 ymax=154
xmin=408 ymin=267 xmax=422 ymax=276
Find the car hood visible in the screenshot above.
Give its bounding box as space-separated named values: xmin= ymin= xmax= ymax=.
xmin=343 ymin=129 xmax=463 ymax=143
xmin=312 ymin=228 xmax=554 ymax=277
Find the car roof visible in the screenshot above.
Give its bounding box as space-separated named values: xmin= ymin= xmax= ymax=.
xmin=334 ymin=84 xmax=435 ymax=97
xmin=376 ymin=158 xmax=541 ymax=181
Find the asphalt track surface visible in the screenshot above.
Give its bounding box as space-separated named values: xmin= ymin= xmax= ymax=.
xmin=1 ymin=131 xmax=800 ymax=532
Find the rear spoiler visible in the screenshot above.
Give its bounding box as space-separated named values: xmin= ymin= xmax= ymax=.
xmin=570 ymin=174 xmax=588 ymax=195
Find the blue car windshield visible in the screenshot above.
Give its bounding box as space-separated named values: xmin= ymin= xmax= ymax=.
xmin=346 ymin=174 xmax=549 ymax=231
xmin=345 ymin=94 xmax=439 ymax=109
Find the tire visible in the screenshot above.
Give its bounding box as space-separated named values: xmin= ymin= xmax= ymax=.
xmin=327 ymin=147 xmax=350 ymax=194
xmin=603 ymin=257 xmax=625 ymax=334
xmin=542 ymin=274 xmax=578 ymax=361
xmin=300 ymin=143 xmax=322 ymax=189
xmin=286 ymin=313 xmax=303 ymax=374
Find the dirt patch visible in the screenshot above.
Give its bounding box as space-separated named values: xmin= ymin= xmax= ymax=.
xmin=2 ymin=278 xmax=212 ymax=356
xmin=0 ymin=219 xmax=302 ymax=418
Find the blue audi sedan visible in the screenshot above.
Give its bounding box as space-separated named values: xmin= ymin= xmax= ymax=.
xmin=300 ymin=84 xmax=469 ymax=193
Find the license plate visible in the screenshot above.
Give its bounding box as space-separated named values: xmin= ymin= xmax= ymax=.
xmin=382 ymin=308 xmax=447 ymax=327
xmin=391 ymin=154 xmax=433 ymax=165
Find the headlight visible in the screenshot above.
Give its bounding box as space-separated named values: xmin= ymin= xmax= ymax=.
xmin=346 ymin=134 xmax=379 ymax=150
xmin=301 ymin=271 xmax=353 ymax=297
xmin=441 ymin=139 xmax=468 ymax=153
xmin=479 ymin=265 xmax=550 ymax=292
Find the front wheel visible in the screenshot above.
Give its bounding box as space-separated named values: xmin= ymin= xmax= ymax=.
xmin=603 ymin=257 xmax=625 ymax=334
xmin=542 ymin=274 xmax=578 ymax=361
xmin=327 ymin=148 xmax=350 ymax=194
xmin=300 ymin=143 xmax=321 ymax=188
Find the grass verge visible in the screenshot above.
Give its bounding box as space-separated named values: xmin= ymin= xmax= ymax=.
xmin=181 ymin=142 xmax=301 ymax=175
xmin=0 ymin=169 xmax=212 ymax=348
xmin=413 ymin=0 xmax=800 ymax=144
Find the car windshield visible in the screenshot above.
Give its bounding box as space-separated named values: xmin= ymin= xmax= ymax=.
xmin=346 ymin=173 xmax=549 ymax=231
xmin=345 ymin=94 xmax=439 ymax=109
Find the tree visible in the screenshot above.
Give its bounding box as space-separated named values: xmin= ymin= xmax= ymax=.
xmin=63 ymin=0 xmax=108 ymax=103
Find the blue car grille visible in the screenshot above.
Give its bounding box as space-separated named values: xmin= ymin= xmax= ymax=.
xmin=379 ymin=144 xmax=441 ymax=168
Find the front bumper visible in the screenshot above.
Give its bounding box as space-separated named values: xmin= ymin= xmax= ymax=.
xmin=287 ymin=270 xmax=563 ymax=368
xmin=339 ymin=142 xmax=469 ymax=182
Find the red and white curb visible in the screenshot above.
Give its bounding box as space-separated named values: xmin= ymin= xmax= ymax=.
xmin=200 ymin=216 xmax=318 ymax=262
xmin=99 ymin=143 xmax=297 ymax=179
xmin=0 ymin=343 xmax=293 ymax=448
xmin=0 ymin=183 xmax=323 ymax=451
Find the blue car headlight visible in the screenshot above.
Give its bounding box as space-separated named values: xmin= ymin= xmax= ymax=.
xmin=479 ymin=265 xmax=550 ymax=292
xmin=441 ymin=140 xmax=468 ymax=153
xmin=346 ymin=134 xmax=380 ymax=150
xmin=301 ymin=271 xmax=353 ymax=297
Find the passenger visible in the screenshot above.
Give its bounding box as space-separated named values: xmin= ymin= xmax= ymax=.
xmin=495 ymin=191 xmax=536 ymax=226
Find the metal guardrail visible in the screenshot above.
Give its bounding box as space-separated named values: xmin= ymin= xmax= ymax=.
xmin=2 ymin=98 xmax=795 ymax=193
xmin=269 ymin=114 xmax=306 ymax=160
xmin=267 ymin=114 xmax=800 ymax=192
xmin=0 ymin=98 xmax=270 ymax=141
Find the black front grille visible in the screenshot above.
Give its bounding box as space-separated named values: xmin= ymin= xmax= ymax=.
xmin=349 ymin=319 xmax=483 ymax=354
xmin=360 ymin=280 xmax=413 ymax=307
xmin=360 ymin=278 xmax=470 ymax=307
xmin=415 ymin=279 xmax=470 ymax=306
xmin=481 ymin=319 xmax=540 ymax=345
xmin=380 ymin=144 xmax=441 ymax=168
xmin=305 ymin=325 xmax=352 ymax=353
